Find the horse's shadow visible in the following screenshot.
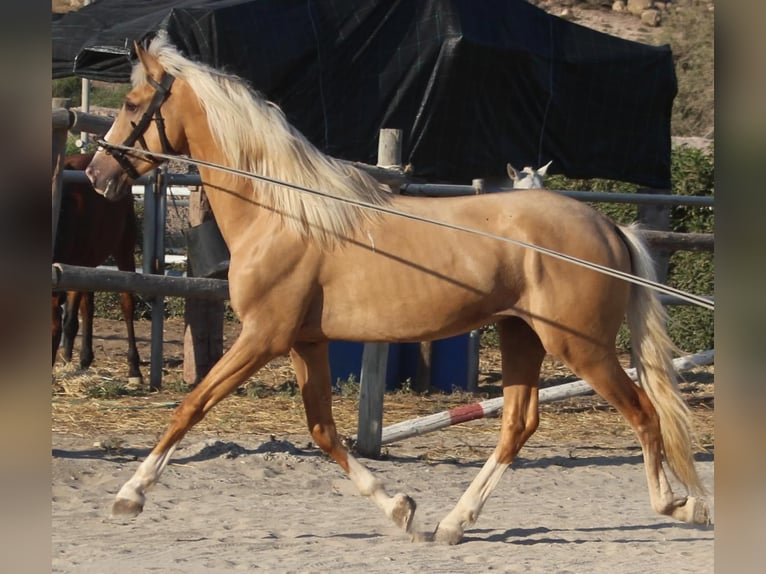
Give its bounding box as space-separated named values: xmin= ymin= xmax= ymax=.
xmin=51 ymin=437 xmax=326 ymax=464
xmin=52 ymin=438 xmax=714 ymax=469
xmin=462 ymin=520 xmax=715 ymax=544
xmin=381 ymin=446 xmax=713 ymax=471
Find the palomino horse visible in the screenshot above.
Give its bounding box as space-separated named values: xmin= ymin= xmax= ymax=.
xmin=53 ymin=152 xmax=142 ymax=384
xmin=507 ymin=160 xmax=552 ymax=190
xmin=86 ymin=34 xmax=709 ymax=543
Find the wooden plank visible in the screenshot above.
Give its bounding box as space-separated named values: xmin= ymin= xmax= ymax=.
xmin=52 ymin=264 xmax=230 ymax=300
xmin=641 ymin=230 xmax=714 ymax=252
xmin=69 ymin=110 xmax=113 ymax=136
xmin=343 ymin=160 xmax=408 ymax=189
xmin=52 ymin=107 xmax=114 ymax=135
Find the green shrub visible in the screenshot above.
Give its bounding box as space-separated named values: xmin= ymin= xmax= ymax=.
xmin=665 ymin=146 xmax=714 ymax=351
xmin=52 ymin=78 xmax=131 ymax=110
xmin=52 ymin=77 xmax=81 ymax=103
xmin=91 ymin=82 xmax=131 ymax=109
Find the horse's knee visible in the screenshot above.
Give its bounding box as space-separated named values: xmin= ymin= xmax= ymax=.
xmin=171 ymin=399 xmax=206 ymax=428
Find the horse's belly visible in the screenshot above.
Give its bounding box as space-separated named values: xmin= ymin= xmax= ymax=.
xmin=316 ymin=256 xmax=515 ymax=342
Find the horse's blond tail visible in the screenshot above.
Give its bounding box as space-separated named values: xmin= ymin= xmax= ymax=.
xmin=619 ymin=224 xmax=706 ymax=496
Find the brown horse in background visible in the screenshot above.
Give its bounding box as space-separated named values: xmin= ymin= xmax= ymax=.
xmin=53 ymin=152 xmax=142 ymax=384
xmin=85 ymin=35 xmax=710 ymax=543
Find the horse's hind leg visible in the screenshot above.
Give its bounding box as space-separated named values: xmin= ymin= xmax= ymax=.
xmin=119 ymin=291 xmax=143 ymax=384
xmin=114 ymin=234 xmax=142 ymax=383
xmin=290 ymin=341 xmax=416 ymax=534
xmin=52 ymin=293 xmax=64 ymax=366
xmin=61 ymin=291 xmax=81 ymax=364
xmin=78 ymin=292 xmax=95 ymax=369
xmin=434 ymin=317 xmax=545 ymax=544
xmin=560 ymin=346 xmax=709 ymax=524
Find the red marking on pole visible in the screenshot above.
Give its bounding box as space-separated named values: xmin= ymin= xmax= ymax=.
xmin=449 ymin=403 xmax=485 ymax=425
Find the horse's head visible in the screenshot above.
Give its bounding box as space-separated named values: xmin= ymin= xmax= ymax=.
xmin=86 ymin=40 xmax=188 ymax=200
xmin=506 ymin=160 xmax=552 ymax=190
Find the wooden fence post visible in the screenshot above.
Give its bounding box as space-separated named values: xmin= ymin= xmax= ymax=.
xmin=52 ymin=98 xmax=71 ymax=252
xmin=637 ymin=187 xmax=672 ymax=283
xmin=356 ymin=128 xmax=402 ymax=458
xmin=183 ymin=186 xmax=225 ymax=387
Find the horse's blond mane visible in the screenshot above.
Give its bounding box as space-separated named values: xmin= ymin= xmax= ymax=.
xmin=134 ymin=33 xmax=392 ymax=246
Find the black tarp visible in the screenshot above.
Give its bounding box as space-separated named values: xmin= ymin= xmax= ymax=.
xmin=52 ymin=0 xmax=677 ymax=187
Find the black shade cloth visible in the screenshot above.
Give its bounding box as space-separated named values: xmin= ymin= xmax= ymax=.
xmin=52 ymin=0 xmax=677 ymax=187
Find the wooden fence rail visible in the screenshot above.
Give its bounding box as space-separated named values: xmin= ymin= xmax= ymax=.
xmin=52 ymin=263 xmax=230 ymax=300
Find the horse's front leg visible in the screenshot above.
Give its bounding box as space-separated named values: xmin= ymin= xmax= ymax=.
xmin=118 ymin=291 xmax=143 ymax=385
xmin=433 ymin=317 xmax=545 ymax=544
xmin=290 ymin=341 xmax=417 ymax=535
xmin=111 ymin=323 xmax=282 ymax=517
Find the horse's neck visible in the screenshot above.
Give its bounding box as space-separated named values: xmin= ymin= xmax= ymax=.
xmin=184 ymin=127 xmax=267 ymax=248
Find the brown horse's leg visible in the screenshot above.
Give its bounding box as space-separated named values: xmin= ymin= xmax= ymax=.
xmin=112 ymin=323 xmax=279 ymax=517
xmin=434 ymin=318 xmax=545 ymax=545
xmin=52 ymin=293 xmax=64 ymax=366
xmin=290 ymin=341 xmax=417 ymax=534
xmin=61 ymin=291 xmax=81 ymax=364
xmin=561 ymin=352 xmax=709 ymax=524
xmin=119 ymin=291 xmax=143 ymax=384
xmin=79 ymin=292 xmax=95 ymax=369
xmin=113 ymin=231 xmax=142 ymax=383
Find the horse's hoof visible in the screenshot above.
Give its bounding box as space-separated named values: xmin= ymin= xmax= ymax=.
xmin=433 ymin=522 xmax=463 ymax=545
xmin=128 ymin=376 xmax=144 ymax=386
xmin=112 ymin=497 xmax=143 ymax=518
xmin=391 ymin=493 xmax=416 ymax=532
xmin=687 ymin=496 xmax=712 ymax=526
xmin=668 ymin=496 xmax=711 ymax=525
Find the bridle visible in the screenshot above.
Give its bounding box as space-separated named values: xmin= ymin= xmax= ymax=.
xmin=97 ymin=72 xmax=179 ymax=179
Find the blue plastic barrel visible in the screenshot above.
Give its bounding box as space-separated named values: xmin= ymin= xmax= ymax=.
xmin=327 ymin=341 xmax=401 ymax=390
xmin=397 ymin=333 xmax=474 ymax=392
xmin=430 ymin=334 xmax=472 ymax=392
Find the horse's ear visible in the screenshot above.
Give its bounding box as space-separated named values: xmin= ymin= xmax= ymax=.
xmin=506 ymin=163 xmax=519 ymax=181
xmin=133 ymin=40 xmax=164 ymax=81
xmin=538 ymin=160 xmax=553 ymax=177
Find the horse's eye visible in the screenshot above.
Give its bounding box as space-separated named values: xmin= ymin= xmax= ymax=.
xmin=124 ymin=102 xmax=138 ymax=113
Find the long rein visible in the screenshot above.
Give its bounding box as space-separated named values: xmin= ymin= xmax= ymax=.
xmin=96 ymin=140 xmax=714 ymax=312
